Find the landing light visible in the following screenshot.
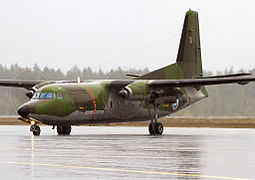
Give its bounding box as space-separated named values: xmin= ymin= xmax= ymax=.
xmin=31 ymin=120 xmax=36 ymax=126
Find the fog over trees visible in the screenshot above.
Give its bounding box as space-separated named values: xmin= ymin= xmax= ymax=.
xmin=0 ymin=64 xmax=255 ymax=116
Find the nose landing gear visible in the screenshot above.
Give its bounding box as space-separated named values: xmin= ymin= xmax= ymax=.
xmin=30 ymin=121 xmax=41 ymax=136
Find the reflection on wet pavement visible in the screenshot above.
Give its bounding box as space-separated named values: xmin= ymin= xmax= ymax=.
xmin=0 ymin=126 xmax=255 ymax=179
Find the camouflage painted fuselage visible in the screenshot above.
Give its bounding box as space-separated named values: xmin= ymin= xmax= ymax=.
xmin=21 ymin=80 xmax=206 ymax=125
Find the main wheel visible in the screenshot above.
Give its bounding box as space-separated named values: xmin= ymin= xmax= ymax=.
xmin=30 ymin=125 xmax=41 ymax=136
xmin=155 ymin=122 xmax=164 ymax=135
xmin=148 ymin=122 xmax=163 ymax=135
xmin=57 ymin=125 xmax=71 ymax=135
xmin=65 ymin=125 xmax=71 ymax=134
xmin=57 ymin=125 xmax=62 ymax=134
xmin=149 ymin=123 xmax=156 ymax=135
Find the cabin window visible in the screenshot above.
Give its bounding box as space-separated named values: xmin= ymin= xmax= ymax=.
xmin=57 ymin=92 xmax=63 ymax=99
xmin=40 ymin=92 xmax=53 ymax=99
xmin=32 ymin=92 xmax=40 ymax=99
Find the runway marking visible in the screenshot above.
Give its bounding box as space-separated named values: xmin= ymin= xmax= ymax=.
xmin=4 ymin=161 xmax=254 ymax=180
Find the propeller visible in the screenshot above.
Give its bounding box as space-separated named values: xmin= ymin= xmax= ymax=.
xmin=8 ymin=69 xmax=49 ymax=113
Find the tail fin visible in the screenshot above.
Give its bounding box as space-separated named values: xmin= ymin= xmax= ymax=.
xmin=139 ymin=10 xmax=202 ymax=79
xmin=176 ymin=10 xmax=202 ymax=78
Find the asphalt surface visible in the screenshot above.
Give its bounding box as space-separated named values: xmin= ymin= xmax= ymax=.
xmin=0 ymin=126 xmax=255 ymax=180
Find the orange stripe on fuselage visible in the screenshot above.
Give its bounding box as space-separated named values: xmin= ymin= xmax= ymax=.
xmin=82 ymin=84 xmax=97 ymax=120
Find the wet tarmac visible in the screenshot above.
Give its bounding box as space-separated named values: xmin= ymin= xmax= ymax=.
xmin=0 ymin=126 xmax=255 ymax=180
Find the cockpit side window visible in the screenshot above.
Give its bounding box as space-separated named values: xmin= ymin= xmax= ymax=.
xmin=40 ymin=92 xmax=53 ymax=99
xmin=32 ymin=92 xmax=40 ymax=99
xmin=57 ymin=92 xmax=63 ymax=99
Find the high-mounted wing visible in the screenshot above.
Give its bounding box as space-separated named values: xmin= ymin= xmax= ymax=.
xmin=0 ymin=79 xmax=43 ymax=90
xmin=117 ymin=76 xmax=255 ymax=102
xmin=149 ymin=76 xmax=255 ymax=88
xmin=199 ymin=73 xmax=251 ymax=79
xmin=0 ymin=79 xmax=81 ymax=90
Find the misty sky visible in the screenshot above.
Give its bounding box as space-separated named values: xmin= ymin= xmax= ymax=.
xmin=0 ymin=0 xmax=254 ymax=73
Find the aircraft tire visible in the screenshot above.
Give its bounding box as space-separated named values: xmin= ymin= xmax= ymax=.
xmin=65 ymin=125 xmax=71 ymax=134
xmin=149 ymin=123 xmax=156 ymax=135
xmin=57 ymin=125 xmax=64 ymax=135
xmin=57 ymin=125 xmax=71 ymax=135
xmin=155 ymin=122 xmax=164 ymax=135
xmin=31 ymin=125 xmax=41 ymax=136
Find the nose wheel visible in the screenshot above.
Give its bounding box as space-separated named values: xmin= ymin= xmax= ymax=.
xmin=148 ymin=104 xmax=164 ymax=135
xmin=30 ymin=124 xmax=41 ymax=136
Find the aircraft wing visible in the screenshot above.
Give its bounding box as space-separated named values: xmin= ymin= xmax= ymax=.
xmin=199 ymin=73 xmax=251 ymax=79
xmin=149 ymin=76 xmax=255 ymax=88
xmin=0 ymin=80 xmax=43 ymax=89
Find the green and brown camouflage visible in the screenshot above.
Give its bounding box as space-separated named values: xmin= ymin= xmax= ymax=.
xmin=23 ymin=79 xmax=187 ymax=126
xmin=1 ymin=10 xmax=255 ymax=135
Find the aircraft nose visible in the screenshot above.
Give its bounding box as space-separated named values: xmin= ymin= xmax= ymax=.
xmin=17 ymin=105 xmax=30 ymax=117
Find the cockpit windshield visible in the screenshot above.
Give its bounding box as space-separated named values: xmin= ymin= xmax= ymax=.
xmin=40 ymin=92 xmax=53 ymax=99
xmin=32 ymin=92 xmax=63 ymax=100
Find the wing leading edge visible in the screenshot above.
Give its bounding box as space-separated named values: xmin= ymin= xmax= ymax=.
xmin=149 ymin=76 xmax=255 ymax=88
xmin=0 ymin=79 xmax=82 ymax=90
xmin=0 ymin=80 xmax=43 ymax=89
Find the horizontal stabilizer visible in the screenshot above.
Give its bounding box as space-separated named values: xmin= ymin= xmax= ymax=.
xmin=126 ymin=73 xmax=141 ymax=78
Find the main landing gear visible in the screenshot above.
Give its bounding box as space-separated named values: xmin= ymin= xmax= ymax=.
xmin=30 ymin=121 xmax=41 ymax=136
xmin=149 ymin=122 xmax=164 ymax=135
xmin=56 ymin=125 xmax=71 ymax=135
xmin=148 ymin=104 xmax=164 ymax=135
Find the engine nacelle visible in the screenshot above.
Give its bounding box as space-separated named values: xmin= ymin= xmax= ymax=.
xmin=118 ymin=87 xmax=133 ymax=99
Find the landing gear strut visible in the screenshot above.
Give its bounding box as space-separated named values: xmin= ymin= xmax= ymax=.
xmin=57 ymin=125 xmax=71 ymax=135
xmin=30 ymin=124 xmax=41 ymax=136
xmin=148 ymin=104 xmax=164 ymax=135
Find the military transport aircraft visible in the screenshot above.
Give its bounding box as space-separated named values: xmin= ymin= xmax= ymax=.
xmin=0 ymin=10 xmax=255 ymax=136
